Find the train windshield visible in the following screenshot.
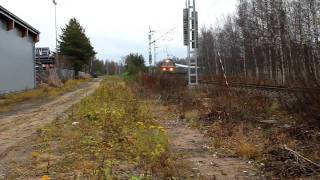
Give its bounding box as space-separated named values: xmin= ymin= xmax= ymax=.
xmin=162 ymin=59 xmax=174 ymax=66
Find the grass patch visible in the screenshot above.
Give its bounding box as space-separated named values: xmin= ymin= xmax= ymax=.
xmin=23 ymin=77 xmax=173 ymax=179
xmin=236 ymin=140 xmax=260 ymax=159
xmin=0 ymin=78 xmax=90 ymax=113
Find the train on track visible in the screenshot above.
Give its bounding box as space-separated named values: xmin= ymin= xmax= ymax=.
xmin=160 ymin=59 xmax=176 ymax=72
xmin=159 ymin=58 xmax=191 ymax=74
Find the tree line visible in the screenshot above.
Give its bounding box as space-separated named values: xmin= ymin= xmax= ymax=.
xmin=199 ymin=0 xmax=319 ymax=88
xmin=91 ymin=59 xmax=123 ymax=75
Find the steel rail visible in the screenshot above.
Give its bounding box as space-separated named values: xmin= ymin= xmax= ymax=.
xmin=199 ymin=80 xmax=320 ymax=93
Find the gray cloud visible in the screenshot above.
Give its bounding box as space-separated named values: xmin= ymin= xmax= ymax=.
xmin=0 ymin=0 xmax=237 ymax=62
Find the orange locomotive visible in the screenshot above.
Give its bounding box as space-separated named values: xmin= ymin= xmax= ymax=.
xmin=160 ymin=59 xmax=176 ymax=72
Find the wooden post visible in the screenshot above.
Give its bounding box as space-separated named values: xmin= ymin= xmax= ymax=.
xmin=33 ymin=34 xmax=40 ymax=43
xmin=22 ymin=28 xmax=28 ymax=38
xmin=7 ymin=20 xmax=14 ymax=31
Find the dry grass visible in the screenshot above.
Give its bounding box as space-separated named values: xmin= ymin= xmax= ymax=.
xmin=189 ymin=88 xmax=320 ymax=178
xmin=236 ymin=141 xmax=260 ymax=159
xmin=124 ymin=73 xmax=320 ymax=178
xmin=0 ymin=78 xmax=90 ymax=113
xmin=144 ymin=77 xmax=319 ymax=178
xmin=8 ymin=77 xmax=175 ymax=179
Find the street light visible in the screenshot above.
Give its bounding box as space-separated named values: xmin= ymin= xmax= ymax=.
xmin=52 ymin=0 xmax=57 ymax=53
xmin=52 ymin=0 xmax=58 ymax=67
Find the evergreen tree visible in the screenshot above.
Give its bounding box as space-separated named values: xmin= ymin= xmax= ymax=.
xmin=125 ymin=53 xmax=146 ymax=75
xmin=59 ymin=18 xmax=95 ymax=76
xmin=91 ymin=59 xmax=106 ymax=75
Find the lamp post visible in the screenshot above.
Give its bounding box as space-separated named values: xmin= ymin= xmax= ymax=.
xmin=52 ymin=0 xmax=59 ymax=68
xmin=52 ymin=0 xmax=57 ymax=52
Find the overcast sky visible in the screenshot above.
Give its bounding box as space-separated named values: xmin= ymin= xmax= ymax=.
xmin=0 ymin=0 xmax=238 ymax=64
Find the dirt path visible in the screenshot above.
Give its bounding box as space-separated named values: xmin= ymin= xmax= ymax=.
xmin=167 ymin=120 xmax=260 ymax=179
xmin=0 ymin=79 xmax=101 ymax=165
xmin=152 ymin=102 xmax=260 ymax=179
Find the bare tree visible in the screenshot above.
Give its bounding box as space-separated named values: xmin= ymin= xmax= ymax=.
xmin=198 ymin=0 xmax=320 ymax=119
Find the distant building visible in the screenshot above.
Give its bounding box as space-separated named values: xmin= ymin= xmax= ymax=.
xmin=35 ymin=47 xmax=55 ymax=65
xmin=0 ymin=5 xmax=40 ymax=93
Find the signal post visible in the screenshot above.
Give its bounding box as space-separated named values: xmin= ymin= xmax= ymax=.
xmin=184 ymin=0 xmax=199 ymax=86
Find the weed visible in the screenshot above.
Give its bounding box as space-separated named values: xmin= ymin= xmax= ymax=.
xmin=236 ymin=141 xmax=259 ymax=159
xmin=133 ymin=122 xmax=168 ymax=169
xmin=31 ymin=151 xmax=40 ymax=160
xmin=30 ymin=77 xmax=172 ymax=179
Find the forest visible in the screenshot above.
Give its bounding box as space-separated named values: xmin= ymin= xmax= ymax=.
xmin=198 ymin=0 xmax=320 ymax=119
xmin=199 ymin=0 xmax=319 ymax=86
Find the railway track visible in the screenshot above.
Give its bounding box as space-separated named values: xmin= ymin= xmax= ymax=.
xmin=199 ymin=80 xmax=320 ymax=93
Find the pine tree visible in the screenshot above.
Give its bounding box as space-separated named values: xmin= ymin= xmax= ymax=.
xmin=59 ymin=18 xmax=95 ymax=76
xmin=125 ymin=53 xmax=146 ymax=75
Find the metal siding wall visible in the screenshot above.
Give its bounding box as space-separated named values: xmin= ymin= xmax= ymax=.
xmin=0 ymin=19 xmax=36 ymax=93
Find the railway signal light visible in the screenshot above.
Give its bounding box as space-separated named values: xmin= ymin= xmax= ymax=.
xmin=192 ymin=11 xmax=199 ymax=48
xmin=183 ymin=8 xmax=198 ymax=48
xmin=183 ymin=8 xmax=189 ymax=46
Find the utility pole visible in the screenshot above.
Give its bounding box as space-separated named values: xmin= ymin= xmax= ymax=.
xmin=153 ymin=42 xmax=158 ymax=66
xmin=183 ymin=0 xmax=199 ymax=86
xmin=53 ymin=0 xmax=57 ymax=52
xmin=148 ymin=26 xmax=154 ymax=66
xmin=52 ymin=0 xmax=59 ymax=67
xmin=149 ymin=27 xmax=175 ymax=67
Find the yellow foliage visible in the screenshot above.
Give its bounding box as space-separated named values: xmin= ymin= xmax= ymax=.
xmin=134 ymin=123 xmax=168 ymax=164
xmin=35 ymin=77 xmax=170 ymax=177
xmin=31 ymin=151 xmax=40 ymax=159
xmin=41 ymin=175 xmax=51 ymax=180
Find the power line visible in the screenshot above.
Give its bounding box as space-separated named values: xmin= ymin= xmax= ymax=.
xmin=148 ymin=27 xmax=176 ymax=66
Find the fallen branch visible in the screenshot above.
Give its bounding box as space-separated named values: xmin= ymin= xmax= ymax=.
xmin=264 ymin=145 xmax=320 ymax=177
xmin=283 ymin=145 xmax=320 ymax=169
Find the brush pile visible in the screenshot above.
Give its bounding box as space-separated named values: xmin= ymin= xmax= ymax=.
xmin=264 ymin=146 xmax=320 ymax=178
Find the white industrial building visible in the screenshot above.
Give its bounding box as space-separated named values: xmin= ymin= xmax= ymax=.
xmin=0 ymin=5 xmax=40 ymax=93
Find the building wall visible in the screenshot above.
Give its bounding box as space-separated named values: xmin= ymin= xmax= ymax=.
xmin=0 ymin=19 xmax=36 ymax=93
